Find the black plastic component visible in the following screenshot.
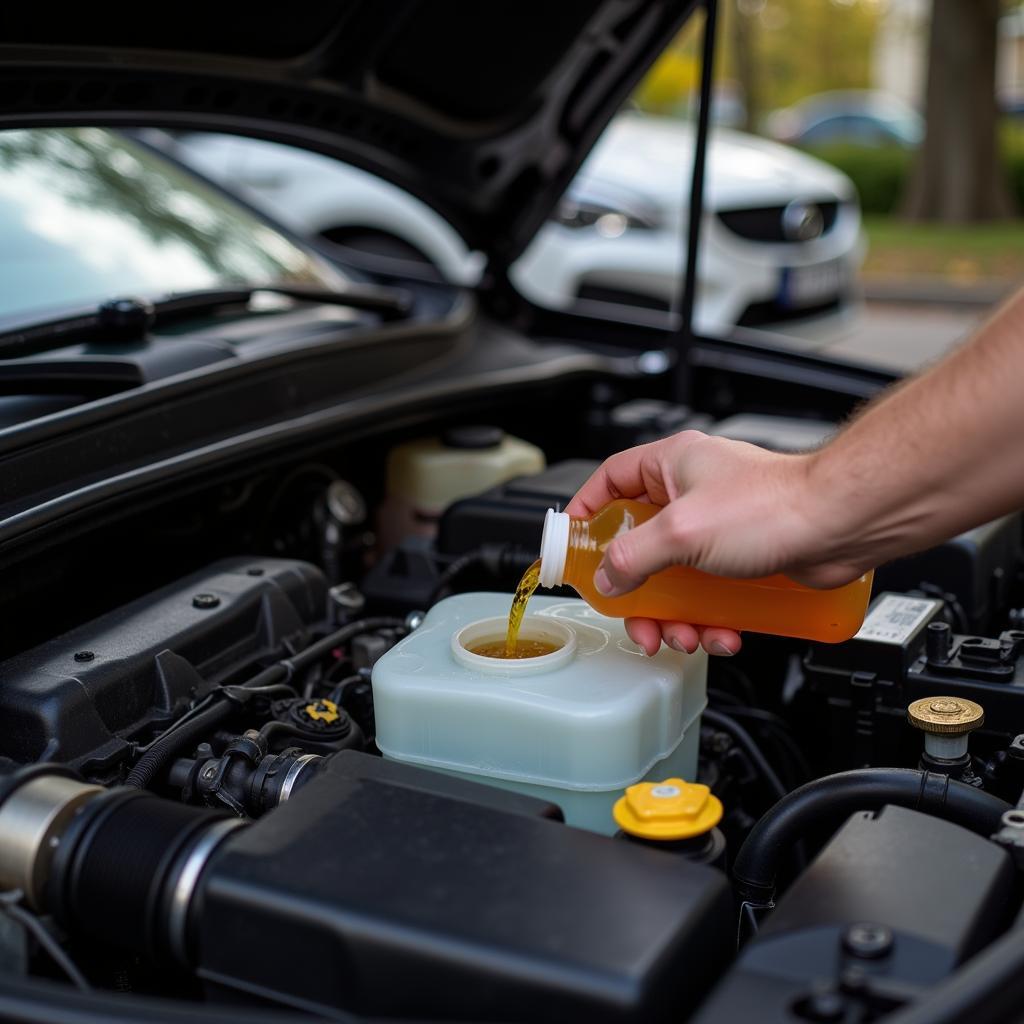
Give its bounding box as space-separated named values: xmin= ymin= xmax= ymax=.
xmin=697 ymin=806 xmax=1016 ymax=1023
xmin=0 ymin=4 xmax=698 ymax=265
xmin=47 ymin=789 xmax=228 ymax=961
xmin=438 ymin=459 xmax=597 ymax=555
xmin=362 ymin=536 xmax=536 ymax=613
xmin=804 ymin=591 xmax=1024 ymax=773
xmin=873 ymin=514 xmax=1021 ymax=633
xmin=195 ymin=751 xmax=731 ymax=1022
xmin=265 ymin=696 xmax=362 ymax=755
xmin=440 ymin=424 xmax=504 ymax=449
xmin=731 ymin=768 xmax=1010 ymax=907
xmin=96 ymin=297 xmax=156 ymax=341
xmin=620 ymin=826 xmax=727 ymax=869
xmin=0 ymin=558 xmax=327 ymax=775
xmin=801 ymin=591 xmax=944 ymax=771
xmin=182 ymin=733 xmax=325 ymax=817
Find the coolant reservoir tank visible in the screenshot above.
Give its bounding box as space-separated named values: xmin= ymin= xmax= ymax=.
xmin=372 ymin=593 xmax=708 ymax=833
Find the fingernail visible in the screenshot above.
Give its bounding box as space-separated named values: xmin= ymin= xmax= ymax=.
xmin=709 ymin=641 xmax=735 ymax=657
xmin=669 ymin=638 xmax=686 ymax=653
xmin=594 ymin=565 xmax=620 ymax=596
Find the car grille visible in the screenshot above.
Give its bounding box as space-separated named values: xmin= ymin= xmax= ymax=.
xmin=717 ymin=201 xmax=840 ymax=243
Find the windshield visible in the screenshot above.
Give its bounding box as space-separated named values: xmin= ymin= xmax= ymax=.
xmin=0 ymin=127 xmax=342 ymax=324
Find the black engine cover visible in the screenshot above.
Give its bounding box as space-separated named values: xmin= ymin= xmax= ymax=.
xmin=0 ymin=558 xmax=326 ymax=775
xmin=694 ymin=805 xmax=1016 ymax=1023
xmin=195 ymin=751 xmax=733 ymax=1023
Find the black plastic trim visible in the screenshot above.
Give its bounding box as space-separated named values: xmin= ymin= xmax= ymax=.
xmin=0 ymin=1 xmax=697 ymax=266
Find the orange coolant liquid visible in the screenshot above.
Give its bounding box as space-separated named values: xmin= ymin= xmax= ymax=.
xmin=539 ymin=499 xmax=873 ymax=643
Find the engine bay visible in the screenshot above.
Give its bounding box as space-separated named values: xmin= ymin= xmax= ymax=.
xmin=1 ymin=395 xmax=1023 ymax=1024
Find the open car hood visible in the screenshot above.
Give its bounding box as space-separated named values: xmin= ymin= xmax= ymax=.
xmin=0 ymin=1 xmax=695 ymax=267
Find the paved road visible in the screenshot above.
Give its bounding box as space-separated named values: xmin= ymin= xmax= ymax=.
xmin=822 ymin=302 xmax=985 ymax=372
xmin=748 ymin=300 xmax=987 ymax=374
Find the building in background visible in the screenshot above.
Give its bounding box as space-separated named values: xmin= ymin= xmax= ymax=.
xmin=874 ymin=0 xmax=1024 ymax=111
xmin=999 ymin=7 xmax=1024 ymax=108
xmin=871 ymin=0 xmax=927 ymax=108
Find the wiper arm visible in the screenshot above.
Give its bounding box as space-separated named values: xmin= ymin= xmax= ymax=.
xmin=0 ymin=281 xmax=415 ymax=359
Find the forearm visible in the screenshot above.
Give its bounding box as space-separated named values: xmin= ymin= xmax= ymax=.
xmin=806 ymin=287 xmax=1024 ymax=573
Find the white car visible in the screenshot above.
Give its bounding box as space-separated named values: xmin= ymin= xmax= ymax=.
xmin=170 ymin=112 xmax=863 ymax=335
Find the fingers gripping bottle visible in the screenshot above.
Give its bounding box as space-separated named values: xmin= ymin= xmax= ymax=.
xmin=539 ymin=499 xmax=873 ymax=643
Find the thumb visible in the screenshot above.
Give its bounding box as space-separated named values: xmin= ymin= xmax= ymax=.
xmin=594 ymin=506 xmax=683 ymax=597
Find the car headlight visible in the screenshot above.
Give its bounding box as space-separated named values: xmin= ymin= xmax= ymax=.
xmin=551 ymin=197 xmax=658 ymax=236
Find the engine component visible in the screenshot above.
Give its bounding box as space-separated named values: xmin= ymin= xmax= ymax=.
xmin=0 ymin=558 xmax=328 ymax=777
xmin=0 ymin=766 xmax=240 ymax=965
xmin=378 ymin=427 xmax=545 ymax=549
xmin=372 ymin=593 xmax=708 ymax=833
xmin=731 ymin=767 xmax=1011 ymax=909
xmin=194 ymin=751 xmax=733 ymax=1023
xmin=908 ymin=695 xmax=985 ymax=783
xmin=437 ymin=458 xmax=596 ymax=555
xmin=265 ymin=696 xmax=365 ymax=755
xmin=361 ymin=535 xmax=536 ymax=614
xmin=0 ymin=769 xmax=103 ymax=909
xmin=613 ymin=779 xmax=726 ymax=867
xmin=872 ymin=513 xmax=1021 ymax=633
xmin=802 ymin=591 xmax=1024 ymax=773
xmin=696 ymin=806 xmax=1016 ymax=1023
xmin=173 ymin=730 xmax=325 ymax=817
xmin=313 ymin=478 xmax=369 ymax=584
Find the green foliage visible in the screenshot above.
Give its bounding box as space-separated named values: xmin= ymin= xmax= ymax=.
xmin=805 ymin=129 xmax=1024 ymax=216
xmin=633 ymin=0 xmax=882 ymax=120
xmin=803 ymin=144 xmax=913 ymax=214
xmin=1001 ymin=124 xmax=1024 ymax=211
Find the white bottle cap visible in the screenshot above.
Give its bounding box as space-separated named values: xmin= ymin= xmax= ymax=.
xmin=539 ymin=509 xmax=570 ymax=588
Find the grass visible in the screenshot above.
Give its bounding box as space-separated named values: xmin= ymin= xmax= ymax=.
xmin=862 ymin=215 xmax=1024 ymax=284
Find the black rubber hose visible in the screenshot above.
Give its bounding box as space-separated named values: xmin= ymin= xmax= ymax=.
xmin=125 ymin=619 xmax=403 ymax=790
xmin=428 ymin=551 xmax=482 ymax=606
xmin=245 ymin=617 xmax=405 ymax=691
xmin=124 ymin=701 xmax=233 ymax=790
xmin=703 ymin=707 xmax=788 ymax=805
xmin=732 ymin=768 xmax=1011 ymax=906
xmin=428 ymin=544 xmax=535 ymax=606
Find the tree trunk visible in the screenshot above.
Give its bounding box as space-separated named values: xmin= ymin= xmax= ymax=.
xmin=730 ymin=1 xmax=759 ymax=134
xmin=903 ymin=0 xmax=1014 ymax=222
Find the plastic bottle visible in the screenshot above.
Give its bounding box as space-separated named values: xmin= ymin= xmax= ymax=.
xmin=539 ymin=499 xmax=873 ymax=643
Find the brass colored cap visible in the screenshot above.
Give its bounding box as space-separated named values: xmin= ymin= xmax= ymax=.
xmin=907 ymin=696 xmax=984 ymax=735
xmin=613 ymin=779 xmax=723 ymax=841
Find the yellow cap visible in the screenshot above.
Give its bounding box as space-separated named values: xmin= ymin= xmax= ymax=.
xmin=303 ymin=699 xmax=340 ymax=724
xmin=613 ymin=779 xmax=723 ymax=841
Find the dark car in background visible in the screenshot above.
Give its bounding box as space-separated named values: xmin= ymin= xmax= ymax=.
xmin=766 ymin=89 xmax=925 ymax=148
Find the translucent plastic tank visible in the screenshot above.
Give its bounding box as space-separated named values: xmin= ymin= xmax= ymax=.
xmin=377 ymin=428 xmax=545 ymax=549
xmin=372 ymin=593 xmax=708 ymax=833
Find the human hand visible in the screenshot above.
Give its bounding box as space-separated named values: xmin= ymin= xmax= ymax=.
xmin=566 ymin=431 xmax=864 ymax=657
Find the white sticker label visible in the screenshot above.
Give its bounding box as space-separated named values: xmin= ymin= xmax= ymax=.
xmin=855 ymin=595 xmax=940 ymax=645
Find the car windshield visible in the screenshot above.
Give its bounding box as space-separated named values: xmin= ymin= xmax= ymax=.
xmin=0 ymin=127 xmax=342 ymax=325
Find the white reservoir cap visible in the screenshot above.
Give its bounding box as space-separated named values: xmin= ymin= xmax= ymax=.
xmin=540 ymin=509 xmax=570 ymax=588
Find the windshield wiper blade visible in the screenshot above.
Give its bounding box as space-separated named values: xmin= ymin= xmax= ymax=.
xmin=153 ymin=281 xmax=415 ymax=323
xmin=0 ymin=281 xmax=415 ymax=359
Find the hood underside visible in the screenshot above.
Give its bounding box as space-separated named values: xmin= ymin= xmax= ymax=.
xmin=0 ymin=1 xmax=696 ymax=266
